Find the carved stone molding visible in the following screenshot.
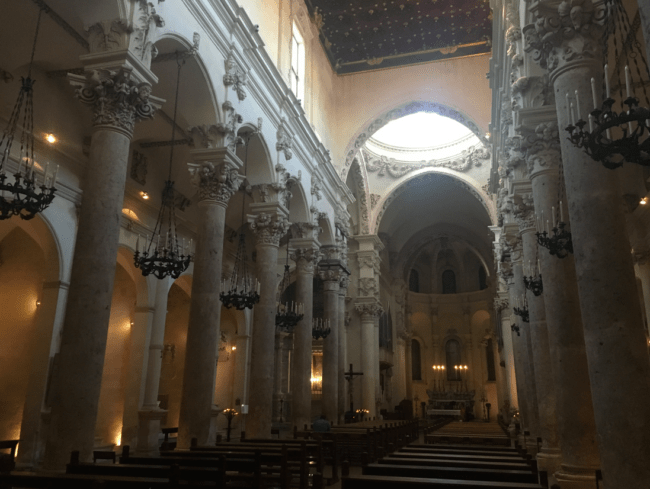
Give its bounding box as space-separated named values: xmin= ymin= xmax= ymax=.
xmin=370 ymin=193 xmax=381 ymax=209
xmin=355 ymin=301 xmax=384 ymax=318
xmin=290 ymin=247 xmax=321 ymax=275
xmin=291 ymin=222 xmax=321 ymax=240
xmin=319 ymin=268 xmax=342 ymax=284
xmin=311 ymin=172 xmax=323 ymax=201
xmin=249 ymin=212 xmax=290 ymax=246
xmin=276 ymin=117 xmax=293 ymax=160
xmin=512 ymin=193 xmax=536 ymax=232
xmin=363 ymin=145 xmax=491 ymax=179
xmin=523 ymin=0 xmax=606 ymax=75
xmin=511 ymin=76 xmax=553 ymax=111
xmin=70 ymin=68 xmax=155 ymax=135
xmin=494 ymin=297 xmax=509 ymax=313
xmin=217 ymin=102 xmax=245 ymax=152
xmin=188 ymin=161 xmax=242 ymax=205
xmin=339 ymin=274 xmax=350 ymax=290
xmin=522 ymin=122 xmax=562 ymax=177
xmin=335 ymin=204 xmax=351 ymax=237
xmin=358 ymin=277 xmax=379 ymax=299
xmin=223 ymin=48 xmax=247 ymax=101
xmin=357 ymin=253 xmax=380 ymax=271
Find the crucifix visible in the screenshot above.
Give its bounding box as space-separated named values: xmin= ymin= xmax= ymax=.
xmin=344 ymin=363 xmax=364 ymax=414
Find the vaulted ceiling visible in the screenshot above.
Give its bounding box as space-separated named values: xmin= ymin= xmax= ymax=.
xmin=303 ymin=0 xmax=492 ymax=75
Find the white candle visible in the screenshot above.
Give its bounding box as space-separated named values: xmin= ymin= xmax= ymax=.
xmin=588 ymin=114 xmax=594 ymax=132
xmin=537 ymin=259 xmax=541 ymax=274
xmin=570 ymin=103 xmax=576 ymax=126
xmin=625 ymin=65 xmax=632 ymax=98
xmin=52 ymin=165 xmax=59 ymax=186
xmin=566 ymin=93 xmax=571 ymax=121
xmin=591 ymin=77 xmax=598 ymax=109
xmin=575 ymin=90 xmax=581 ymax=120
xmin=560 ymin=201 xmax=564 ymax=223
xmin=189 ymin=239 xmax=193 ymax=254
xmin=43 ymin=162 xmax=49 ymax=186
xmin=16 ymin=158 xmax=23 ymax=176
xmin=604 ymin=64 xmax=610 ymax=98
xmin=552 ymin=206 xmax=556 ymax=228
xmin=546 ymin=219 xmax=550 ymax=234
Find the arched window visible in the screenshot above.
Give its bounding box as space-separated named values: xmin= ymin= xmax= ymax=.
xmin=445 ymin=339 xmax=462 ymax=380
xmin=478 ymin=266 xmax=487 ymax=290
xmin=486 ymin=339 xmax=496 ymax=381
xmin=409 ymin=269 xmax=419 ymax=292
xmin=411 ymin=339 xmax=422 ymax=380
xmin=442 ymin=269 xmax=456 ymax=294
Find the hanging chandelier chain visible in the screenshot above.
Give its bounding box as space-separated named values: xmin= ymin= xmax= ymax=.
xmin=27 ymin=8 xmax=43 ymax=78
xmin=167 ymin=56 xmax=184 ymax=182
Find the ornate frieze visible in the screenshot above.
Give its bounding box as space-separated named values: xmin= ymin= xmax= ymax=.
xmin=523 ymin=0 xmax=606 ymax=74
xmin=276 ymin=117 xmax=293 ymax=160
xmin=223 ymin=48 xmax=248 ymax=101
xmin=290 ymin=248 xmax=320 ymax=274
xmin=357 ymin=253 xmax=380 ymax=272
xmin=320 ymin=245 xmax=340 ymax=261
xmin=363 ymin=145 xmax=491 ymax=179
xmin=71 ymin=69 xmax=156 ymax=134
xmin=522 ymin=122 xmax=562 ymax=176
xmin=249 ymin=212 xmax=290 ymax=246
xmin=187 ymin=161 xmax=243 ymax=205
xmin=319 ymin=267 xmax=342 ymax=284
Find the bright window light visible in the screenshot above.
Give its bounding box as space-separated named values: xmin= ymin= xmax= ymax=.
xmin=372 ymin=112 xmax=475 ymax=149
xmin=290 ymin=23 xmax=305 ymax=102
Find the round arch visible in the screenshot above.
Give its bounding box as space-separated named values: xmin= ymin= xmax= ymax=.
xmin=237 ymin=126 xmax=274 ymax=186
xmin=340 ymin=101 xmax=488 ymax=181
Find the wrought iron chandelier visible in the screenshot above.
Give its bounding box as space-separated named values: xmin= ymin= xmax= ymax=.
xmin=523 ymin=260 xmax=543 ymax=297
xmin=536 ymin=161 xmax=573 ymax=259
xmin=275 ymin=246 xmax=304 ymax=333
xmin=0 ymin=9 xmax=57 ymax=221
xmin=565 ymin=0 xmax=650 ymax=169
xmin=511 ymin=324 xmax=521 ymax=337
xmin=220 ymin=133 xmax=260 ymax=310
xmin=513 ymin=295 xmax=529 ymax=323
xmin=312 ymin=317 xmax=331 ymax=340
xmin=134 ymin=57 xmax=191 ymax=279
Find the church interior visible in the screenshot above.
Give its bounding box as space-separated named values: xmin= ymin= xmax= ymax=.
xmin=0 ymin=0 xmax=649 ymax=487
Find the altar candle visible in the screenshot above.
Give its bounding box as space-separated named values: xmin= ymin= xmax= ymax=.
xmin=591 ymin=77 xmax=598 ymax=109
xmin=43 ymin=162 xmax=49 ymax=186
xmin=625 ymin=65 xmax=632 ymax=98
xmin=575 ymin=90 xmax=581 ymax=120
xmin=546 ymin=219 xmax=550 ymax=235
xmin=604 ymin=64 xmax=610 ymax=98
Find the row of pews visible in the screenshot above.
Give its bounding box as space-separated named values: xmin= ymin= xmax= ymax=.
xmin=342 ymin=421 xmax=546 ymax=489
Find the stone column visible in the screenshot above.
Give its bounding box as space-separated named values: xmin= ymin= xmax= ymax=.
xmin=247 ymin=206 xmax=290 ymax=439
xmin=404 ymin=308 xmax=413 ymax=400
xmin=337 ymin=279 xmax=349 ymax=424
xmin=289 ymin=240 xmax=320 ymax=431
xmin=43 ymin=45 xmax=159 ymax=468
xmin=177 ymin=142 xmax=243 ymax=449
xmin=319 ymin=258 xmax=340 ymax=423
xmin=272 ymin=331 xmax=288 ymax=422
xmin=523 ymin=120 xmax=600 ymax=486
xmin=526 ymin=6 xmax=650 ymax=485
xmin=355 ymin=302 xmax=383 ymax=417
xmin=513 ymin=198 xmax=562 ymax=478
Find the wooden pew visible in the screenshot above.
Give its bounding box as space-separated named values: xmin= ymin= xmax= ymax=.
xmin=342 ymin=474 xmax=544 ymax=489
xmin=381 ymin=455 xmax=531 ymax=472
xmin=0 ymin=471 xmax=171 ymax=488
xmin=362 ymin=463 xmax=537 ymax=484
xmin=160 ymin=427 xmax=178 ymax=450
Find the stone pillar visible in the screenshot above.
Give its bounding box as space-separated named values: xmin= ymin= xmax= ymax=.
xmin=513 ymin=198 xmax=562 ymax=478
xmin=43 ymin=42 xmax=159 ymax=468
xmin=272 ymin=331 xmax=288 ymax=422
xmin=526 ymin=6 xmax=650 ymax=484
xmin=523 ymin=120 xmax=600 ymax=486
xmin=177 ymin=142 xmax=243 ymax=449
xmin=404 ymin=308 xmax=413 ymax=400
xmin=247 ymin=206 xmax=290 ymax=439
xmin=319 ymin=258 xmax=340 ymax=423
xmin=289 ymin=240 xmax=320 ymax=431
xmin=337 ymin=280 xmax=349 ymax=424
xmin=355 ymin=302 xmax=383 ymax=417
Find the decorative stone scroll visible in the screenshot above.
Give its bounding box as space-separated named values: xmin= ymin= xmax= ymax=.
xmin=249 ymin=212 xmax=290 ymax=246
xmin=187 ymin=161 xmax=243 ymax=205
xmin=311 ymin=172 xmax=323 ymax=201
xmin=276 ymin=117 xmax=293 ymax=160
xmin=217 ymin=102 xmax=245 ymax=152
xmin=71 ymin=69 xmax=156 ymax=135
xmin=223 ymin=47 xmax=248 ymax=101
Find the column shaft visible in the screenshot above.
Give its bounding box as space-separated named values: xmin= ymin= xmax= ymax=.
xmin=177 ymin=201 xmax=227 ymax=448
xmin=321 ymin=281 xmax=339 ymax=422
xmin=360 ymin=314 xmax=376 ymax=416
xmin=337 ymin=291 xmax=347 ymax=424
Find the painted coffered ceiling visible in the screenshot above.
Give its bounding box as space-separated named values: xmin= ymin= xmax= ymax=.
xmin=303 ymin=0 xmax=492 ymax=74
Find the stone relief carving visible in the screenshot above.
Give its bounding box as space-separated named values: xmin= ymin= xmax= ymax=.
xmin=342 ymin=101 xmax=487 ymax=179
xmin=512 ymin=193 xmax=536 ymax=232
xmin=319 ymin=268 xmax=342 ymax=284
xmin=352 ymin=163 xmax=370 ymax=234
xmin=363 ymin=145 xmax=491 ymax=178
xmin=290 ymin=247 xmax=321 ymax=274
xmin=511 ymin=76 xmax=552 ymax=111
xmin=358 ymin=277 xmax=379 ymax=298
xmin=523 ymin=0 xmax=606 ymax=73
xmin=223 ymin=47 xmax=248 ymax=101
xmin=130 ymin=150 xmax=148 ymax=185
xmin=291 ymin=221 xmax=321 ymax=239
xmin=355 ymin=301 xmax=384 ymax=318
xmin=276 ymin=117 xmax=293 ymax=160
xmin=494 ymin=297 xmax=509 ymax=313
xmin=370 ymin=193 xmax=381 ymax=210
xmin=311 ymin=172 xmax=323 ymax=201
xmin=249 ymin=212 xmax=290 ymax=246
xmin=71 ymin=69 xmax=155 ymax=134
xmin=216 ymin=102 xmax=245 ymax=152
xmin=187 ymin=161 xmax=243 ymax=204
xmin=522 ymin=122 xmax=562 ymax=176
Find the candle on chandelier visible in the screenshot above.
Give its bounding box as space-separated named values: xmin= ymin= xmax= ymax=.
xmin=552 ymin=206 xmax=556 ymax=228
xmin=625 ymin=65 xmax=632 ymax=98
xmin=560 ymin=201 xmax=564 ymax=223
xmin=566 ymin=93 xmax=571 ymax=122
xmin=588 ymin=114 xmax=594 ymax=132
xmin=604 ymin=64 xmax=610 ymax=98
xmin=546 ymin=219 xmax=550 ymax=235
xmin=43 ymin=162 xmax=49 ymax=186
xmin=575 ymin=90 xmax=581 ymax=120
xmin=52 ymin=165 xmax=59 ymax=186
xmin=537 ymin=259 xmax=541 ymax=275
xmin=591 ymin=77 xmax=598 ymax=109
xmin=570 ymin=103 xmax=576 ymax=126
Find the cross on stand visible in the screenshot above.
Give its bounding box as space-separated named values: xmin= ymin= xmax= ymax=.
xmin=344 ymin=363 xmax=364 ymax=417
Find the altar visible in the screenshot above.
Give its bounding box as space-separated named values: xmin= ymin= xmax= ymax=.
xmin=426 ymin=385 xmax=476 ymax=420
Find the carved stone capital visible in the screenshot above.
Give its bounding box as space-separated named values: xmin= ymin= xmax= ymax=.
xmin=511 ymin=75 xmax=552 ymax=110
xmin=276 ymin=117 xmax=293 ymax=160
xmin=70 ymin=68 xmax=156 ymax=135
xmin=494 ymin=297 xmax=509 ymax=313
xmin=249 ymin=212 xmax=290 ymax=246
xmin=320 ymin=245 xmax=341 ymax=261
xmin=187 ymin=159 xmax=243 ymax=205
xmin=523 ymin=1 xmax=606 ymax=76
xmin=189 ymin=110 xmax=245 ymax=153
xmin=291 ymin=222 xmax=321 ymax=240
xmin=290 ymin=247 xmax=321 ymax=275
xmin=319 ymin=267 xmax=343 ymax=284
xmin=339 ymin=274 xmax=350 ymax=290
xmin=512 ymin=193 xmax=536 ymax=232
xmin=355 ymin=301 xmax=384 ymax=318
xmin=522 ymin=122 xmax=562 ymax=177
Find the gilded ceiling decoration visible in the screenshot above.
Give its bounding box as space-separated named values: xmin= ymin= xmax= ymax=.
xmin=304 ymin=0 xmax=492 ymax=74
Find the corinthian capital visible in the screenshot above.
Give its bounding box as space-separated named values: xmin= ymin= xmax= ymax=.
xmin=290 ymin=247 xmax=320 ymax=274
xmin=249 ymin=212 xmax=290 ymax=246
xmin=355 ymin=301 xmax=384 ymax=318
xmin=70 ymin=68 xmax=157 ymax=135
xmin=524 ymin=0 xmax=606 ymax=74
xmin=319 ymin=267 xmax=342 ymax=284
xmin=522 ymin=122 xmax=562 ymax=176
xmin=188 ymin=160 xmax=242 ymax=205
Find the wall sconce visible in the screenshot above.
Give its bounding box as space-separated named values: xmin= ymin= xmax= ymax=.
xmin=231 ymin=346 xmax=237 ymax=351
xmin=36 ymin=300 xmax=41 ymax=307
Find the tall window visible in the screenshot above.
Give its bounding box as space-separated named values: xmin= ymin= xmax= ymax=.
xmin=411 ymin=339 xmax=422 ymax=380
xmin=409 ymin=269 xmax=419 ymax=292
xmin=445 ymin=339 xmax=461 ymax=380
xmin=290 ymin=24 xmax=305 ymax=102
xmin=442 ymin=269 xmax=456 ymax=294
